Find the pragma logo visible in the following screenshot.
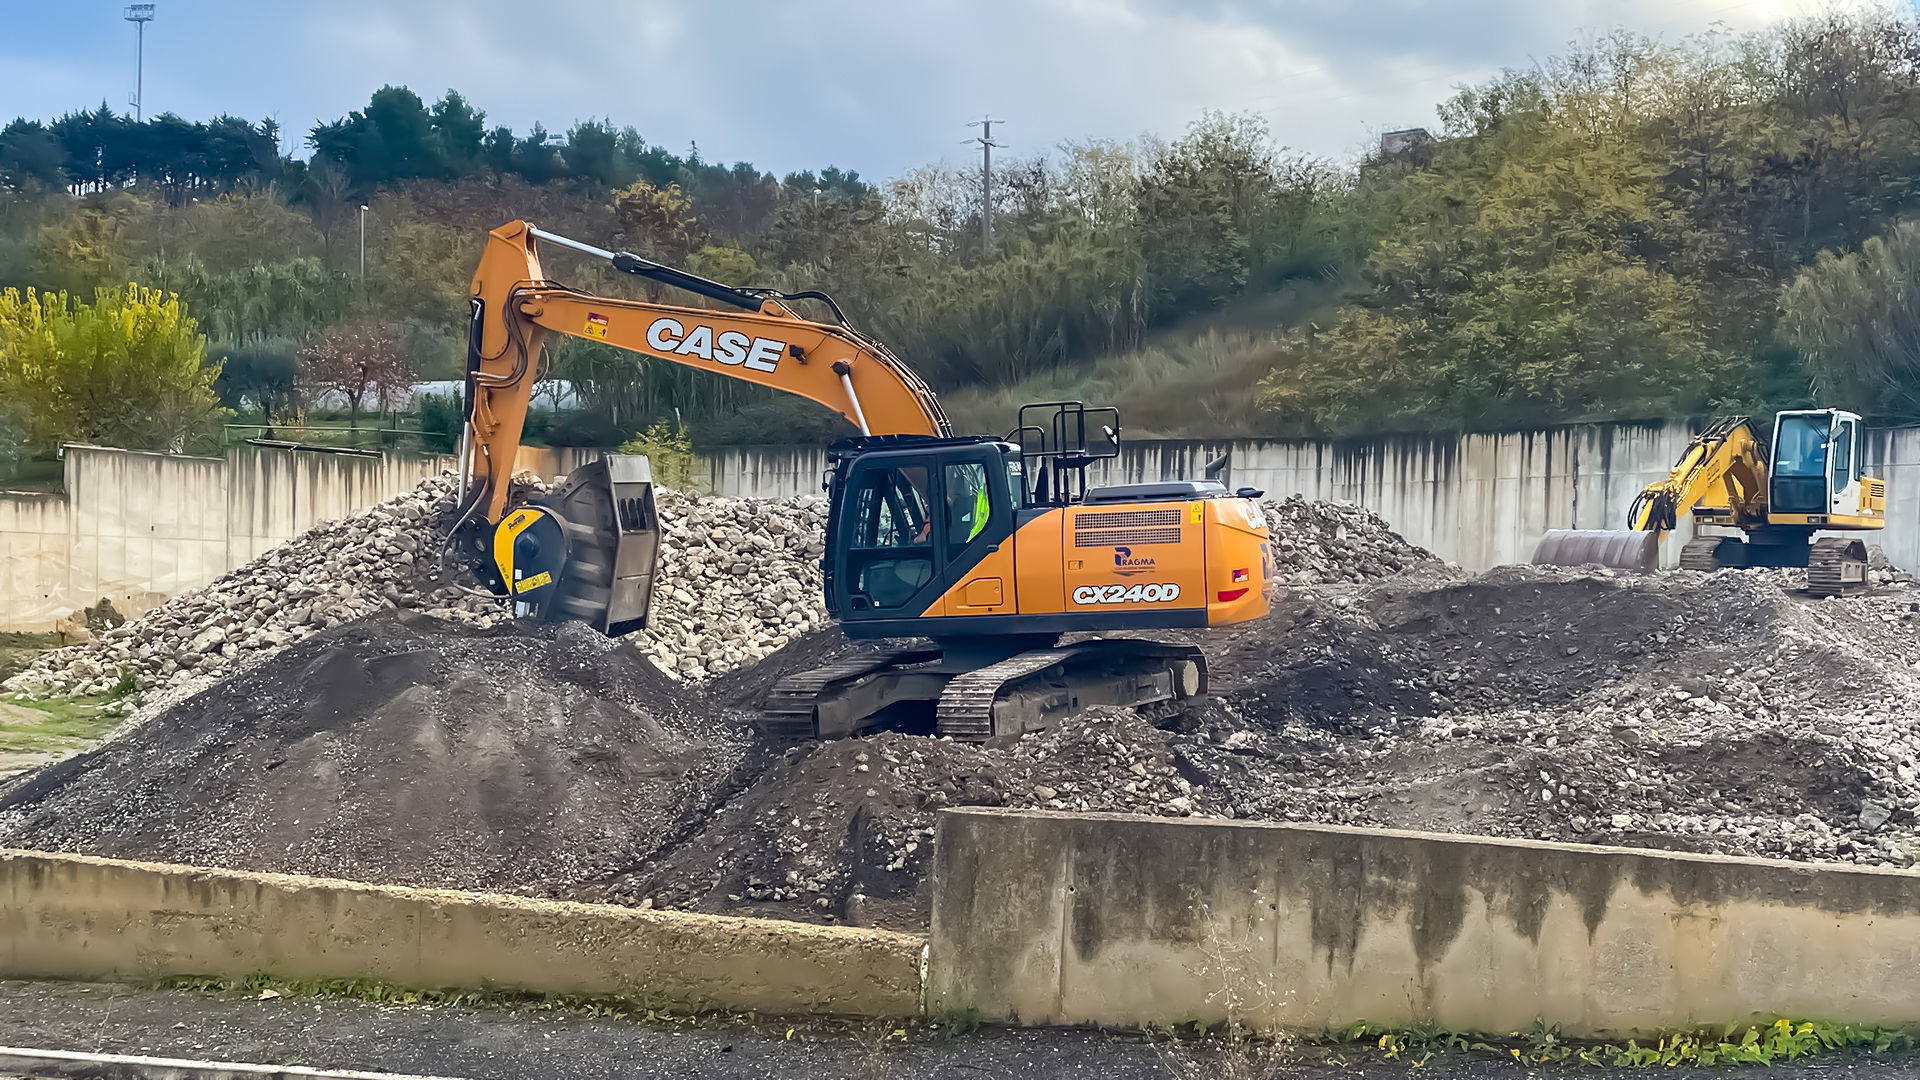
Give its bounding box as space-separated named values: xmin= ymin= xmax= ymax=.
xmin=646 ymin=317 xmax=786 ymax=373
xmin=1114 ymin=545 xmax=1156 ymax=576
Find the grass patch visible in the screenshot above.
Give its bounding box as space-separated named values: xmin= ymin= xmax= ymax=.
xmin=0 ymin=632 xmax=60 ymax=684
xmin=1327 ymin=1017 xmax=1915 ymax=1068
xmin=1 ymin=671 xmax=137 ymax=756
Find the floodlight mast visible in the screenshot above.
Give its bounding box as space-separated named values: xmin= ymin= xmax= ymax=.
xmin=125 ymin=4 xmax=156 ymax=122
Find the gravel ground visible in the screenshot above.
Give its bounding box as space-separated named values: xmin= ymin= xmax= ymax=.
xmin=1 ymin=981 xmax=1915 ymax=1079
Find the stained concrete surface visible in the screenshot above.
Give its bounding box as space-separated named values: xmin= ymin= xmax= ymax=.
xmin=1 ymin=982 xmax=1917 ymax=1080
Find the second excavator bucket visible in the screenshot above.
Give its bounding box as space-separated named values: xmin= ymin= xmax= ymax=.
xmin=1531 ymin=529 xmax=1659 ymax=573
xmin=545 ymin=454 xmax=660 ymax=636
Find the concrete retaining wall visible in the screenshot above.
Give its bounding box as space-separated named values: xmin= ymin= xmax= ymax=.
xmin=0 ymin=849 xmax=924 ymax=1018
xmin=7 ymin=421 xmax=1919 ymax=629
xmin=928 ymin=808 xmax=1920 ymax=1036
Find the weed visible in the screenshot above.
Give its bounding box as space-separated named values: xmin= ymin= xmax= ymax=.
xmin=620 ymin=418 xmax=698 ymax=492
xmin=1333 ymin=1016 xmax=1914 ymax=1068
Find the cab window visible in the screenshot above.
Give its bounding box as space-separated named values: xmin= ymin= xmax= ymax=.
xmin=850 ymin=466 xmax=930 ymax=548
xmin=1834 ymin=419 xmax=1856 ymax=486
xmin=1774 ymin=415 xmax=1829 ymax=478
xmin=844 ymin=464 xmax=934 ymax=611
xmin=944 ymin=462 xmax=991 ymax=547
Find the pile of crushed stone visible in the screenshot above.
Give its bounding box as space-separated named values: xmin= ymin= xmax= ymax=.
xmin=1261 ymin=495 xmax=1446 ymax=584
xmin=4 ymin=475 xmax=831 ymax=700
xmin=0 ymin=611 xmax=757 ymax=893
xmin=629 ymin=488 xmax=829 ymax=681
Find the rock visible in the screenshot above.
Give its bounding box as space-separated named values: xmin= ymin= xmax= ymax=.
xmin=1859 ymin=800 xmax=1893 ymax=832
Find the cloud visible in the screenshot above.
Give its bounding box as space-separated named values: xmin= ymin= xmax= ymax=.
xmin=0 ymin=0 xmax=1879 ymax=177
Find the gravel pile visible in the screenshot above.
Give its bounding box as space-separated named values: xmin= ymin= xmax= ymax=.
xmin=1184 ymin=565 xmax=1920 ymax=868
xmin=629 ymin=489 xmax=830 ymax=681
xmin=591 ymin=707 xmax=1199 ymax=926
xmin=1260 ymin=495 xmax=1446 ymax=584
xmin=3 ymin=474 xmax=487 ymax=704
xmin=3 ymin=475 xmax=832 ymax=699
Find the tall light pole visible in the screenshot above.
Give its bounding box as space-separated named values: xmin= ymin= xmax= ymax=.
xmin=358 ymin=204 xmax=369 ymax=286
xmin=967 ymin=116 xmax=1004 ymax=252
xmin=125 ymin=4 xmax=155 ymax=122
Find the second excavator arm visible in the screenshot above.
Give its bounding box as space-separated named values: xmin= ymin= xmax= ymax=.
xmin=1625 ymin=416 xmax=1770 ymax=538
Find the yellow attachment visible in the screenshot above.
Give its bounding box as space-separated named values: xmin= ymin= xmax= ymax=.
xmin=491 ymin=507 xmax=544 ymax=587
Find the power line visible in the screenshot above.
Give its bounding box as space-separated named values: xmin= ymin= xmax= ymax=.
xmin=967 ymin=116 xmax=1004 ymax=251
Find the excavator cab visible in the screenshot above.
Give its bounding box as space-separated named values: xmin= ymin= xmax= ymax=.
xmin=827 ymin=437 xmax=1024 ymax=630
xmin=1769 ymin=409 xmax=1876 ymax=524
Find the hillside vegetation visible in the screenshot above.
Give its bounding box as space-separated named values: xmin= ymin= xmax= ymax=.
xmin=3 ymin=10 xmax=1919 ymax=462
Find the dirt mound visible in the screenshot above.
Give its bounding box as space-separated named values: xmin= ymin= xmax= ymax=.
xmin=1261 ymin=495 xmax=1447 ymax=584
xmin=1185 ymin=566 xmax=1920 ymax=867
xmin=0 ymin=611 xmax=759 ymax=893
xmin=585 ymin=708 xmax=1196 ymax=928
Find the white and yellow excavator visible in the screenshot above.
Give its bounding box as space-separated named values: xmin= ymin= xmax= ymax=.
xmin=1532 ymin=409 xmax=1888 ymax=595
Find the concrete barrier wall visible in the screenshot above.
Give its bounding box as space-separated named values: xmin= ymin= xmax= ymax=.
xmin=0 ymin=848 xmax=924 ymax=1018
xmin=929 ymin=808 xmax=1920 ymax=1036
xmin=6 ymin=421 xmax=1918 ymax=628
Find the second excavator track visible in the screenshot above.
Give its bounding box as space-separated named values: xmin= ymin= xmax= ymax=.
xmin=1807 ymin=537 xmax=1870 ymax=598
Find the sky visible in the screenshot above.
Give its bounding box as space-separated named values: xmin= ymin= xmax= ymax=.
xmin=0 ymin=0 xmax=1886 ymax=181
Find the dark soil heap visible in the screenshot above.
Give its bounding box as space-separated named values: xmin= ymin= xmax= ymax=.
xmin=0 ymin=611 xmax=757 ymax=894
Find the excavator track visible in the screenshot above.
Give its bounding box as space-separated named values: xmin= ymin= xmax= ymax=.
xmin=1678 ymin=537 xmax=1723 ymax=572
xmin=1807 ymin=537 xmax=1870 ymax=598
xmin=760 ymin=646 xmax=944 ymax=742
xmin=934 ymin=639 xmax=1206 ymax=742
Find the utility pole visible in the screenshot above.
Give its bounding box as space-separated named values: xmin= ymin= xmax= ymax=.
xmin=125 ymin=4 xmax=155 ymax=121
xmin=967 ymin=116 xmax=1003 ymax=252
xmin=359 ymin=204 xmax=369 ymax=287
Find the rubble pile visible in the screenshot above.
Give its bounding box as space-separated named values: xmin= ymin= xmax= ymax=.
xmin=1260 ymin=495 xmax=1445 ymax=585
xmin=1188 ymin=565 xmax=1920 ymax=868
xmin=3 ymin=476 xmax=834 ymax=699
xmin=4 ymin=475 xmax=486 ymax=701
xmin=629 ymin=489 xmax=830 ymax=681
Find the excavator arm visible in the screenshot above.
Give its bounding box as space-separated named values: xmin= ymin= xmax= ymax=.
xmin=463 ymin=220 xmax=947 ymax=523
xmin=1624 ymin=417 xmax=1769 ymax=537
xmin=453 ymin=220 xmax=949 ymax=632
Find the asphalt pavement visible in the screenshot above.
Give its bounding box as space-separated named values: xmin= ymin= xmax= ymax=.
xmin=1 ymin=980 xmax=1917 ymax=1080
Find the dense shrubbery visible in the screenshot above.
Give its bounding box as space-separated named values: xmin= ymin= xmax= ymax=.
xmin=5 ymin=11 xmax=1920 ymax=450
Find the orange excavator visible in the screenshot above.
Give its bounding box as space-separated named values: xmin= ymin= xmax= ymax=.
xmin=451 ymin=221 xmax=1272 ymax=740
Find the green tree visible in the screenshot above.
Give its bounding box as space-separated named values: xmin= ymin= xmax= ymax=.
xmin=0 ymin=284 xmax=224 ymax=452
xmin=1780 ymin=219 xmax=1920 ymax=422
